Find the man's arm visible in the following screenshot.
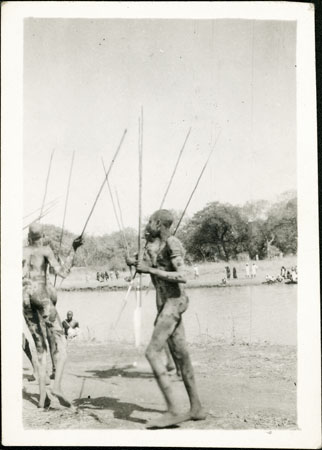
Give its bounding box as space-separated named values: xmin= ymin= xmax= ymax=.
xmin=136 ymin=255 xmax=187 ymax=284
xmin=45 ymin=236 xmax=83 ymax=278
xmin=45 ymin=247 xmax=73 ymax=278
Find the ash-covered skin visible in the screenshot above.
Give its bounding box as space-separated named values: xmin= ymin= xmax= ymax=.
xmin=22 ymin=222 xmax=83 ymax=409
xmin=129 ymin=210 xmax=206 ymax=427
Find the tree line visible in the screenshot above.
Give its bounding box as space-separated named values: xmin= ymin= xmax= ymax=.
xmin=35 ymin=190 xmax=297 ymax=268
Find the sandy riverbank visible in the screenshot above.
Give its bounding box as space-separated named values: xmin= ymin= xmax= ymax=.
xmin=23 ymin=340 xmax=297 ymax=430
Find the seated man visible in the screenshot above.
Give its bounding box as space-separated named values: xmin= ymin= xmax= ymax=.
xmin=62 ymin=311 xmax=80 ymax=339
xmin=23 ymin=222 xmax=83 ymax=409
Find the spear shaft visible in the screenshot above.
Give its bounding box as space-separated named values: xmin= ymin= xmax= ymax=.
xmin=80 ymin=129 xmax=127 ymax=238
xmin=23 ymin=197 xmax=59 ymax=220
xmin=174 ymin=129 xmax=222 ymax=234
xmin=114 ymin=188 xmax=129 ymax=255
xmin=159 ymin=127 xmax=191 ymax=209
xmin=39 ymin=149 xmax=55 ymax=221
xmin=101 ymin=159 xmax=129 ymax=255
xmin=54 ymin=151 xmax=75 ymax=286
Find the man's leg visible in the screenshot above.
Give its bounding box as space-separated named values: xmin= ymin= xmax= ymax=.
xmin=22 ymin=333 xmax=37 ymax=381
xmin=37 ymin=347 xmax=48 ymax=408
xmin=145 ymin=305 xmax=191 ymax=427
xmin=23 ymin=305 xmax=51 ymax=409
xmin=169 ymin=320 xmax=206 ymax=420
xmin=48 ymin=310 xmax=72 ymax=407
xmin=164 ymin=342 xmax=175 ymax=371
xmin=46 ymin=327 xmax=56 ymax=379
xmin=164 ymin=342 xmax=182 ymax=377
xmin=156 ymin=294 xmax=178 ymax=374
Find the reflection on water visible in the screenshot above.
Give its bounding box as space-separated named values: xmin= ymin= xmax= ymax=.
xmin=57 ymin=284 xmax=297 ymax=346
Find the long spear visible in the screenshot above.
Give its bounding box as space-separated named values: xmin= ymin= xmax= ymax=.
xmin=23 ymin=202 xmax=58 ymax=230
xmin=174 ymin=129 xmax=222 ymax=234
xmin=133 ymin=109 xmax=143 ymax=348
xmin=39 ymin=149 xmax=55 ymax=222
xmin=79 ymin=129 xmax=127 ymax=238
xmin=114 ymin=188 xmax=129 ymax=255
xmin=101 ymin=159 xmax=129 ymax=254
xmin=159 ymin=127 xmax=192 ymax=209
xmin=54 ymin=151 xmax=75 ymax=286
xmin=23 ymin=197 xmax=60 ymax=220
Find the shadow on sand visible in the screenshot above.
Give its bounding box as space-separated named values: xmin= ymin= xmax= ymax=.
xmin=22 ymin=388 xmax=39 ymax=407
xmin=75 ymin=396 xmax=162 ymax=424
xmin=74 ymin=364 xmax=155 ymax=380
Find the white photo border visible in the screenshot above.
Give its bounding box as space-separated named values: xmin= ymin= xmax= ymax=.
xmin=1 ymin=1 xmax=320 ymax=448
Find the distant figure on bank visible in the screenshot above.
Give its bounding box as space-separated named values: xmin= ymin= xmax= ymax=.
xmin=251 ymin=263 xmax=258 ymax=278
xmin=109 ymin=271 xmax=114 ymax=280
xmin=221 ymin=278 xmax=227 ymax=285
xmin=115 ymin=269 xmax=119 ymax=279
xmin=104 ymin=271 xmax=109 ymax=281
xmin=193 ymin=264 xmax=199 ymax=279
xmin=245 ymin=263 xmax=250 ymax=278
xmin=96 ymin=272 xmax=100 ymax=282
xmin=233 ymin=267 xmax=237 ymax=279
xmin=225 ymin=266 xmax=231 ymax=280
xmin=280 ymin=266 xmax=286 ymax=278
xmin=291 ymin=267 xmax=298 ymax=282
xmin=62 ymin=311 xmax=80 ymax=339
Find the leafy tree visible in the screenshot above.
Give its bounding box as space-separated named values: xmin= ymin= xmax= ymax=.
xmin=264 ymin=197 xmax=297 ymax=255
xmin=180 ymin=202 xmax=248 ymax=262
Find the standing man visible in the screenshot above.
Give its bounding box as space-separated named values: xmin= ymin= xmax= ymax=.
xmin=127 ymin=210 xmax=205 ymax=428
xmin=251 ymin=262 xmax=258 ymax=278
xmin=193 ymin=264 xmax=199 ymax=279
xmin=245 ymin=263 xmax=250 ymax=278
xmin=23 ymin=222 xmax=83 ymax=409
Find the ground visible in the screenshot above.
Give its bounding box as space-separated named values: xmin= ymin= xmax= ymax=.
xmin=23 ymin=340 xmax=297 ymax=430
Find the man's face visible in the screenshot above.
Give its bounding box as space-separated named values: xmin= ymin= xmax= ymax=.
xmin=67 ymin=312 xmax=73 ymax=321
xmin=145 ymin=215 xmax=160 ymax=240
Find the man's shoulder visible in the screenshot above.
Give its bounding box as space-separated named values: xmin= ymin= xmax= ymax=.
xmin=166 ymin=235 xmax=184 ymax=257
xmin=166 ymin=235 xmax=181 ymax=245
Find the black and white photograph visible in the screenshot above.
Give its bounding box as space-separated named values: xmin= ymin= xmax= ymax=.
xmin=1 ymin=2 xmax=320 ymax=448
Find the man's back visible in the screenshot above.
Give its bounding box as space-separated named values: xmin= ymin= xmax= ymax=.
xmin=23 ymin=244 xmax=51 ymax=280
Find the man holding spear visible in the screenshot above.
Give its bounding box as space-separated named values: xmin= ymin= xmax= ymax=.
xmin=127 ymin=209 xmax=206 ymax=428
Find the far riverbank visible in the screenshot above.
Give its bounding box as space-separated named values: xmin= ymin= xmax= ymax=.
xmin=55 ymin=256 xmax=297 ymax=292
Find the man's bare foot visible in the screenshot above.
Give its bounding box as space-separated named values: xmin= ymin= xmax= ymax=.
xmin=51 ymin=389 xmax=72 ymax=407
xmin=146 ymin=411 xmax=190 ymax=429
xmin=190 ymin=407 xmax=207 ymax=421
xmin=49 ymin=372 xmax=55 ymax=380
xmin=38 ymin=394 xmax=51 ymax=410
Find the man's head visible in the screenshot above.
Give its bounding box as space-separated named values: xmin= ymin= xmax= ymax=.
xmin=67 ymin=311 xmax=73 ymax=321
xmin=145 ymin=209 xmax=174 ymax=239
xmin=28 ymin=222 xmax=43 ymax=243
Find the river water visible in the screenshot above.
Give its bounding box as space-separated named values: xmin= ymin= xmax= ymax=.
xmin=58 ymin=284 xmax=297 ymax=346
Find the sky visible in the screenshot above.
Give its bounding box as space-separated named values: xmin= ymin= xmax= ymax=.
xmin=23 ymin=18 xmax=296 ymax=236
